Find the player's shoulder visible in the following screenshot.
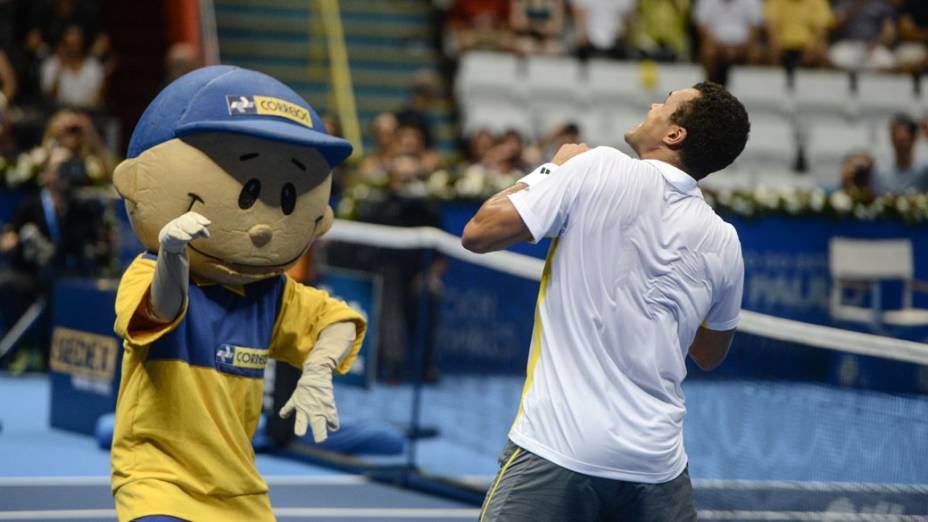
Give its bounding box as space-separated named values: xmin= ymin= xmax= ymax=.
xmin=715 ymin=218 xmax=743 ymax=260
xmin=573 ymin=146 xmax=640 ymax=178
xmin=585 ymin=145 xmax=636 ymax=164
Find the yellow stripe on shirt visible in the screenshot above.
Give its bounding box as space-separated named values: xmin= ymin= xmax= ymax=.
xmin=510 ymin=238 xmax=560 ymax=432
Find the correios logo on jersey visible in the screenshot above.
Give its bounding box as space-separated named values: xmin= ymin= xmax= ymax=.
xmin=225 ymin=95 xmax=314 ymax=128
xmin=215 ymin=343 xmax=269 ymax=377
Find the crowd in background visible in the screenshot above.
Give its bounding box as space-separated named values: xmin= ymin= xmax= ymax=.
xmin=0 ymin=0 xmax=204 ymax=372
xmin=442 ymin=0 xmax=928 ymax=83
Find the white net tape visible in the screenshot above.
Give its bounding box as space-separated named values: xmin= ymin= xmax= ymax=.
xmin=326 ymin=219 xmax=928 ymax=366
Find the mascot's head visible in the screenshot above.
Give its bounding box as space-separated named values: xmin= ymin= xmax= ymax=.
xmin=113 ymin=65 xmax=352 ymax=286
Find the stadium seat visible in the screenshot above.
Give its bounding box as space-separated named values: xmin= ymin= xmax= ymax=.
xmin=829 ymin=238 xmax=928 ymax=328
xmin=794 ymin=70 xmax=854 ymax=118
xmin=653 ymin=63 xmax=705 ymax=97
xmin=857 ymin=73 xmax=920 ymax=120
xmin=587 ymin=59 xmax=649 ymax=110
xmin=460 ymin=100 xmax=533 ymax=137
xmin=577 ymin=106 xmax=643 ymax=152
xmin=728 ymin=66 xmax=791 ymax=116
xmin=806 ymin=121 xmax=872 ymax=175
xmin=455 ymin=52 xmax=532 ymax=137
xmin=455 ymin=51 xmax=523 ymax=100
xmin=737 ymin=114 xmax=797 ymax=167
xmin=525 ymin=56 xmax=586 ymax=137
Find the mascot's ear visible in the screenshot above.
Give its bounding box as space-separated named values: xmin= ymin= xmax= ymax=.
xmin=315 ymin=206 xmax=334 ymax=239
xmin=113 ymin=158 xmax=138 ymax=203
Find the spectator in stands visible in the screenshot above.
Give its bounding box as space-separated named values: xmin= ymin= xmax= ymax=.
xmin=396 ymin=70 xmax=440 ymax=149
xmin=464 ymin=128 xmax=495 ymax=166
xmin=164 ymin=42 xmax=203 ymax=84
xmin=40 ymin=25 xmax=105 ymax=109
xmin=829 ymin=0 xmax=897 ymax=71
xmin=0 ymin=91 xmax=16 ymax=163
xmin=894 ymin=0 xmax=928 ymax=74
xmin=839 ymin=152 xmax=877 ymax=201
xmin=695 ymin=0 xmax=765 ymax=86
xmin=358 ymin=112 xmax=398 ymax=185
xmin=485 ymin=129 xmax=530 ymax=175
xmin=874 ymin=113 xmax=928 ymax=194
xmin=26 ymin=0 xmax=108 ymax=61
xmin=765 ymin=0 xmax=833 ymax=77
xmin=41 ymin=109 xmax=113 ymax=183
xmin=571 ymin=0 xmax=636 ymax=60
xmin=510 ymin=0 xmax=566 ymax=56
xmin=394 ymin=122 xmax=442 ymax=174
xmin=0 ymin=49 xmax=17 ymax=105
xmin=445 ymin=0 xmax=511 ymax=54
xmin=537 ymin=121 xmax=581 ymax=161
xmin=631 ymin=0 xmax=691 ymax=61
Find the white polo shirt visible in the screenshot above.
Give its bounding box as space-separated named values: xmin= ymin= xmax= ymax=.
xmin=507 ymin=146 xmax=744 ymax=483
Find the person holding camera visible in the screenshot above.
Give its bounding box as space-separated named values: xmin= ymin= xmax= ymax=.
xmin=41 ymin=109 xmax=114 ymax=184
xmin=0 ymin=146 xmax=112 ymax=368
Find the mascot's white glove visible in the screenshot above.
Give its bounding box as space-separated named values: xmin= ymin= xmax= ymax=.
xmin=279 ymin=321 xmax=357 ymax=443
xmin=158 ymin=211 xmax=211 ymax=254
xmin=146 ymin=211 xmax=210 ymax=323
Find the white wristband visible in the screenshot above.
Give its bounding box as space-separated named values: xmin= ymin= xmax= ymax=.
xmin=518 ymin=163 xmax=559 ymax=187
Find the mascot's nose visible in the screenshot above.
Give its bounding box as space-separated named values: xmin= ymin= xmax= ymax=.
xmin=248 ymin=224 xmax=273 ymax=248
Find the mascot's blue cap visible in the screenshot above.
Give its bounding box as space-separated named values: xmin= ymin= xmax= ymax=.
xmin=126 ymin=65 xmax=353 ymax=168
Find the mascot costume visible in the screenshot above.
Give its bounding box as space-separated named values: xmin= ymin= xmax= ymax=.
xmin=110 ymin=65 xmax=366 ymax=521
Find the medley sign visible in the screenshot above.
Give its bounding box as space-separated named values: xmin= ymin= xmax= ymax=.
xmin=50 ymin=327 xmax=119 ymax=382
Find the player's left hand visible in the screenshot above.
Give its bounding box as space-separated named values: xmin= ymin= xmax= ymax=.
xmin=279 ymin=364 xmax=339 ymax=443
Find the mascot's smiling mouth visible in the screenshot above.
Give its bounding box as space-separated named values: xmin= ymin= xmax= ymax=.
xmin=184 ymin=192 xmax=322 ymax=270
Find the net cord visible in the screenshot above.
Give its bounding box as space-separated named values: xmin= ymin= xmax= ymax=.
xmin=325 ymin=220 xmax=928 ymax=366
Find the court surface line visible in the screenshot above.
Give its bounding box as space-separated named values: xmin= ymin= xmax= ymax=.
xmin=0 ymin=507 xmax=481 ymax=520
xmin=0 ymin=475 xmax=368 ymax=487
xmin=697 ymin=511 xmax=928 ymax=521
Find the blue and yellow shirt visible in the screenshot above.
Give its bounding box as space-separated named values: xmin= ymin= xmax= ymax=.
xmin=111 ymin=254 xmax=365 ymax=522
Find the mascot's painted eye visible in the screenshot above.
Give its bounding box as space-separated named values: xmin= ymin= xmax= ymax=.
xmin=281 ymin=182 xmax=296 ymax=215
xmin=239 ymin=178 xmax=261 ymax=209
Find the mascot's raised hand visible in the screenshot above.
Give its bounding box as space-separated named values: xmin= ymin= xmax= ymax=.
xmin=144 ymin=212 xmax=212 ymax=324
xmin=158 ymin=211 xmax=211 ymax=254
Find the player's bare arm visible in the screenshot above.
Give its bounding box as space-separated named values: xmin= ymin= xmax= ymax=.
xmin=688 ymin=326 xmax=736 ymax=371
xmin=462 ymin=143 xmax=590 ymax=253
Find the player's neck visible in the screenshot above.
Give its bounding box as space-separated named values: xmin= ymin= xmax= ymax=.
xmin=637 ymin=149 xmax=692 ymax=179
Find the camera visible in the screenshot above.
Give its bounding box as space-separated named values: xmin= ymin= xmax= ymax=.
xmin=58 ymin=158 xmax=87 ymax=183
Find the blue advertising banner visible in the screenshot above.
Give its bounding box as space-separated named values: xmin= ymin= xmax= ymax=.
xmin=49 ymin=278 xmax=122 ymax=435
xmin=728 ymin=214 xmax=928 ymax=342
xmin=316 ymin=268 xmax=382 ymax=388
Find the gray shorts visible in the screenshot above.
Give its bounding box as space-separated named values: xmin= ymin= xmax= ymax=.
xmin=480 ymin=440 xmax=697 ymax=522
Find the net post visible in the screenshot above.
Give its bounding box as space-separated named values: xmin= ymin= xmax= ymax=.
xmin=405 ymin=247 xmax=434 ymax=479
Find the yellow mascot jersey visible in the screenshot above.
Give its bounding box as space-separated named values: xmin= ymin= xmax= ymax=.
xmin=111 ymin=253 xmax=365 ymax=522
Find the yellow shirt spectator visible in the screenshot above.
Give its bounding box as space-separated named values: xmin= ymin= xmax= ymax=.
xmin=766 ymin=0 xmax=835 ymax=51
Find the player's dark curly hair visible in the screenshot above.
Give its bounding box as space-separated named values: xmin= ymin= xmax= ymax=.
xmin=670 ymin=82 xmax=750 ymax=180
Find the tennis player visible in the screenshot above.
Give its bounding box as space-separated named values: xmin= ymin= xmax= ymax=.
xmin=462 ymin=82 xmax=749 ymax=521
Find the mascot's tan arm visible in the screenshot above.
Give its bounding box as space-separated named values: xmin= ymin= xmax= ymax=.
xmin=146 ymin=211 xmax=211 ymax=323
xmin=279 ymin=321 xmax=356 ymax=443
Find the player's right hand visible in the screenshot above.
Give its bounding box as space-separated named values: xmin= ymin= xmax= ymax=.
xmin=551 ymin=143 xmax=590 ymax=166
xmin=158 ymin=211 xmax=211 ymax=254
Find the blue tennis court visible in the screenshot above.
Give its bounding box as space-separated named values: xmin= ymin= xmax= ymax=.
xmin=0 ymin=375 xmax=478 ymax=522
